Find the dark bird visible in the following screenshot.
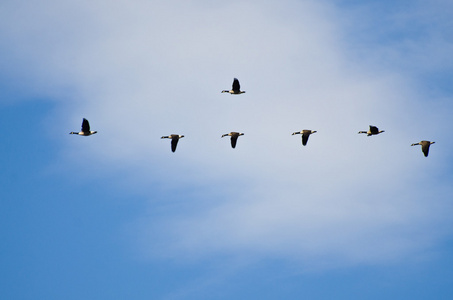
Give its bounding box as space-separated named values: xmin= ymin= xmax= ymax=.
xmin=292 ymin=130 xmax=317 ymax=146
xmin=69 ymin=118 xmax=97 ymax=136
xmin=358 ymin=125 xmax=385 ymax=136
xmin=221 ymin=78 xmax=246 ymax=94
xmin=161 ymin=134 xmax=184 ymax=152
xmin=411 ymin=140 xmax=435 ymax=157
xmin=221 ymin=132 xmax=244 ymax=148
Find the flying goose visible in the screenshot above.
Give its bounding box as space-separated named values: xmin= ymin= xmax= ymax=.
xmin=221 ymin=78 xmax=245 ymax=94
xmin=221 ymin=132 xmax=244 ymax=148
xmin=358 ymin=125 xmax=385 ymax=136
xmin=161 ymin=134 xmax=184 ymax=152
xmin=69 ymin=118 xmax=97 ymax=136
xmin=292 ymin=130 xmax=317 ymax=146
xmin=411 ymin=140 xmax=435 ymax=157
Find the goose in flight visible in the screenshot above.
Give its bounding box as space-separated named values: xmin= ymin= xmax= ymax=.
xmin=69 ymin=118 xmax=97 ymax=136
xmin=161 ymin=134 xmax=184 ymax=152
xmin=221 ymin=132 xmax=244 ymax=148
xmin=292 ymin=130 xmax=317 ymax=146
xmin=411 ymin=140 xmax=435 ymax=157
xmin=221 ymin=78 xmax=245 ymax=94
xmin=358 ymin=125 xmax=385 ymax=136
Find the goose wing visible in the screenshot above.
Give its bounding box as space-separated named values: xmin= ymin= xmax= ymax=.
xmin=81 ymin=118 xmax=90 ymax=133
xmin=302 ymin=132 xmax=310 ymax=146
xmin=421 ymin=142 xmax=430 ymax=157
xmin=232 ymin=78 xmax=240 ymax=92
xmin=171 ymin=136 xmax=179 ymax=152
xmin=231 ymin=135 xmax=238 ymax=148
xmin=369 ymin=125 xmax=379 ymax=134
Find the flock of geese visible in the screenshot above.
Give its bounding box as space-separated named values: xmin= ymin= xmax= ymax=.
xmin=69 ymin=78 xmax=436 ymax=157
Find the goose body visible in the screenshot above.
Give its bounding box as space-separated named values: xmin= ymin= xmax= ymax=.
xmin=70 ymin=118 xmax=97 ymax=136
xmin=358 ymin=125 xmax=384 ymax=136
xmin=221 ymin=132 xmax=244 ymax=148
xmin=161 ymin=134 xmax=184 ymax=152
xmin=221 ymin=78 xmax=245 ymax=94
xmin=411 ymin=140 xmax=435 ymax=157
xmin=292 ymin=130 xmax=317 ymax=146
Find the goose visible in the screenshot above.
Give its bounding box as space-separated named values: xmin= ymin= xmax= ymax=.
xmin=69 ymin=118 xmax=97 ymax=136
xmin=161 ymin=134 xmax=184 ymax=152
xmin=292 ymin=130 xmax=317 ymax=146
xmin=221 ymin=132 xmax=244 ymax=148
xmin=358 ymin=125 xmax=385 ymax=136
xmin=221 ymin=78 xmax=245 ymax=94
xmin=411 ymin=140 xmax=435 ymax=157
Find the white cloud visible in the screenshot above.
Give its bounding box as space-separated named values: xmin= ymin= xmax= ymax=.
xmin=1 ymin=0 xmax=452 ymax=268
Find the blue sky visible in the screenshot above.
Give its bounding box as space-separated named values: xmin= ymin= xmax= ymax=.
xmin=1 ymin=0 xmax=453 ymax=299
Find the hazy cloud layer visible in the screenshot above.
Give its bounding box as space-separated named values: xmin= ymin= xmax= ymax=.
xmin=1 ymin=0 xmax=452 ymax=268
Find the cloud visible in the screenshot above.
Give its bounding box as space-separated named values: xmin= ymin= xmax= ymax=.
xmin=1 ymin=0 xmax=452 ymax=268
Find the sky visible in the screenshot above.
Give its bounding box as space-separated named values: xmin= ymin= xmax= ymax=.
xmin=1 ymin=0 xmax=453 ymax=299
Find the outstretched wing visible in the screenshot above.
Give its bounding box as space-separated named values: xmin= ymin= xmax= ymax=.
xmin=81 ymin=118 xmax=90 ymax=133
xmin=171 ymin=137 xmax=179 ymax=152
xmin=421 ymin=143 xmax=430 ymax=157
xmin=231 ymin=135 xmax=238 ymax=148
xmin=232 ymin=78 xmax=240 ymax=92
xmin=369 ymin=125 xmax=378 ymax=134
xmin=302 ymin=132 xmax=309 ymax=146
